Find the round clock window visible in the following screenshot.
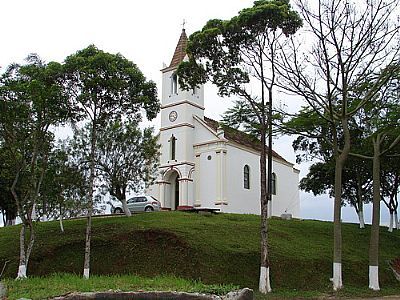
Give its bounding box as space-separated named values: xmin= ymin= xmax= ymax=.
xmin=169 ymin=111 xmax=178 ymax=122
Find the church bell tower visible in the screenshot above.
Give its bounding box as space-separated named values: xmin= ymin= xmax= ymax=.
xmin=156 ymin=28 xmax=204 ymax=210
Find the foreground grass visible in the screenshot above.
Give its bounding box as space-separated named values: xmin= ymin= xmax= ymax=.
xmin=5 ymin=273 xmax=238 ymax=300
xmin=0 ymin=212 xmax=399 ymax=295
xmin=5 ymin=274 xmax=400 ymax=300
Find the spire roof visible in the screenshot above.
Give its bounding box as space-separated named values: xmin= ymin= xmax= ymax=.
xmin=168 ymin=29 xmax=188 ymax=69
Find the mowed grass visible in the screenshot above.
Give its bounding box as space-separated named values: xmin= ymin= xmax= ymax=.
xmin=0 ymin=212 xmax=399 ymax=298
xmin=5 ymin=273 xmax=238 ymax=300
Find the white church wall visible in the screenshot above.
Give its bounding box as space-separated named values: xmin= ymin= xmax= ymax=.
xmin=224 ymin=144 xmax=261 ymax=214
xmin=198 ymin=151 xmax=218 ymax=208
xmin=269 ymin=162 xmax=300 ymax=218
xmin=222 ymin=143 xmax=300 ymax=217
xmin=193 ymin=118 xmax=218 ymax=144
xmin=161 ymin=69 xmax=205 ymax=109
xmin=159 ymin=126 xmax=195 ymax=164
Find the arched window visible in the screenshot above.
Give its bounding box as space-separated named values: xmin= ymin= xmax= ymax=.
xmin=171 ymin=73 xmax=178 ymax=95
xmin=270 ymin=173 xmax=277 ymax=195
xmin=170 ymin=135 xmax=177 ymax=160
xmin=244 ymin=165 xmax=250 ymax=189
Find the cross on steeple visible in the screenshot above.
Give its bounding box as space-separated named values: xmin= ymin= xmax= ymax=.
xmin=181 ymin=19 xmax=186 ymax=30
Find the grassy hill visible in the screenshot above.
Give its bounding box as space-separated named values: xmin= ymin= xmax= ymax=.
xmin=0 ymin=212 xmax=399 ymax=295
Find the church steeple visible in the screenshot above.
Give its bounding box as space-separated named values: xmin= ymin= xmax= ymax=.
xmin=169 ymin=29 xmax=188 ymax=69
xmin=160 ymin=28 xmax=204 ymax=125
xmin=162 ymin=29 xmax=188 ymax=73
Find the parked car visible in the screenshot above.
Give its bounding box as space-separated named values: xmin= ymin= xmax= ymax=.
xmin=112 ymin=196 xmax=161 ymax=214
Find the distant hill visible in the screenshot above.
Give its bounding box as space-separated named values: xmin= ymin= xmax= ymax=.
xmin=0 ymin=212 xmax=399 ymax=292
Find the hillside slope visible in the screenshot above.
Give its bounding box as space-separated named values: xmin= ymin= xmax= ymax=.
xmin=0 ymin=212 xmax=399 ymax=291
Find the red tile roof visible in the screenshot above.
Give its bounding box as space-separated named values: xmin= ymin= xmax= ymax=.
xmin=204 ymin=117 xmax=290 ymax=164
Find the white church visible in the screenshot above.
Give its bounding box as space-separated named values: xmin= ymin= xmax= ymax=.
xmin=148 ymin=29 xmax=300 ymax=217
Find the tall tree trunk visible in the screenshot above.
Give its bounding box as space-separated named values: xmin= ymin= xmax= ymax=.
xmin=332 ymin=117 xmax=351 ymax=290
xmin=259 ymin=84 xmax=273 ymax=293
xmin=332 ymin=156 xmax=344 ymax=290
xmin=17 ymin=223 xmax=27 ymax=279
xmin=259 ymin=126 xmax=271 ymax=293
xmin=25 ymin=220 xmax=35 ymax=266
xmin=369 ymin=136 xmax=381 ymax=290
xmin=83 ymin=121 xmax=97 ymax=279
xmin=356 ymin=175 xmax=365 ymax=229
xmin=395 ymin=211 xmax=399 ymax=230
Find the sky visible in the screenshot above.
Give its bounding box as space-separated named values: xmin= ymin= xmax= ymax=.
xmin=0 ymin=0 xmax=393 ymax=225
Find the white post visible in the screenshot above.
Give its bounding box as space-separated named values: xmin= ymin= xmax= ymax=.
xmin=216 ymin=150 xmax=222 ymax=203
xmin=178 ymin=178 xmax=183 ymax=209
xmin=195 ymin=154 xmax=201 ymax=207
xmin=159 ymin=183 xmax=165 ymax=208
xmin=182 ymin=179 xmax=189 ymax=206
xmin=222 ymin=150 xmax=227 ymax=205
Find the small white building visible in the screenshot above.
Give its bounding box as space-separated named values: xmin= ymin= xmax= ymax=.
xmin=148 ymin=29 xmax=300 ymax=217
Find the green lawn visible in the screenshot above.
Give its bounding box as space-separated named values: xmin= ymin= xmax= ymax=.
xmin=4 ymin=273 xmax=237 ymax=300
xmin=0 ymin=212 xmax=399 ymax=298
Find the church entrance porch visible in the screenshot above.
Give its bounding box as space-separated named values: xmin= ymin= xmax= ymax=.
xmin=159 ymin=168 xmax=194 ymax=211
xmin=160 ymin=170 xmax=180 ymax=211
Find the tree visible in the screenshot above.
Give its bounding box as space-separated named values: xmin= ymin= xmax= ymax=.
xmin=0 ymin=145 xmax=18 ymax=226
xmin=349 ymin=67 xmax=400 ymax=290
xmin=225 ymin=100 xmax=374 ymax=228
xmin=0 ymin=55 xmax=70 ymax=278
xmin=63 ymin=45 xmax=159 ymax=279
xmin=277 ymin=0 xmax=399 ymax=289
xmin=96 ymin=119 xmax=160 ymax=216
xmin=177 ymin=0 xmax=302 ymax=292
xmin=300 ymin=157 xmax=373 ymax=229
xmin=36 ymin=145 xmax=88 ymax=231
xmin=381 ymin=154 xmax=400 ymax=231
xmin=71 ymin=119 xmax=160 ymax=217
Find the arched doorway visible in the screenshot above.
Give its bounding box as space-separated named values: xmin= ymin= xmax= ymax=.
xmin=163 ymin=169 xmax=180 ymax=210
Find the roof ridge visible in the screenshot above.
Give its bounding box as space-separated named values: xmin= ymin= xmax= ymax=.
xmin=203 ymin=116 xmax=289 ymax=163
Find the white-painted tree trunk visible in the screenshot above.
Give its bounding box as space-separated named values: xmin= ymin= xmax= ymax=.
xmin=332 ymin=262 xmax=343 ymax=291
xmin=83 ymin=268 xmax=90 ymax=279
xmin=369 ymin=265 xmax=380 ymax=290
xmin=121 ymin=198 xmax=131 ymax=217
xmin=388 ymin=213 xmax=394 ymax=232
xmin=17 ymin=264 xmax=27 ymax=279
xmin=395 ymin=212 xmax=399 ymax=229
xmin=358 ymin=210 xmax=365 ymax=229
xmin=31 ymin=203 xmax=37 ymax=220
xmin=59 ymin=216 xmax=64 ymax=233
xmin=259 ymin=266 xmax=272 ymax=293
